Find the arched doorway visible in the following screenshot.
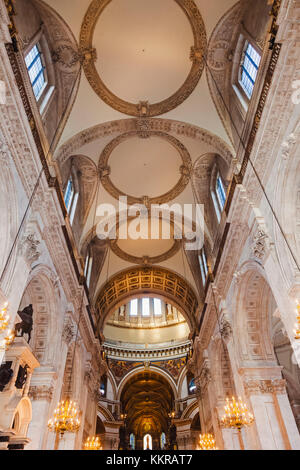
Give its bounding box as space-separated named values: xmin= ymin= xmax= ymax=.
xmin=120 ymin=371 xmax=175 ymax=450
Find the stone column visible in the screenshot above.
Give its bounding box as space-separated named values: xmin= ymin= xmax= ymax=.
xmin=102 ymin=421 xmax=122 ymax=450
xmin=27 ymin=381 xmax=55 ymax=450
xmin=242 ymin=367 xmax=300 ymax=450
xmin=173 ymin=419 xmax=193 ymax=450
xmin=195 ymin=358 xmax=225 ymax=449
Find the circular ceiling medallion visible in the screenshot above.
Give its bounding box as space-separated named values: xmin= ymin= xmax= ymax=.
xmin=99 ymin=131 xmax=192 ymax=205
xmin=109 ymin=216 xmax=181 ymax=265
xmin=79 ymin=0 xmax=207 ymax=117
xmin=110 ymin=238 xmax=181 ymax=266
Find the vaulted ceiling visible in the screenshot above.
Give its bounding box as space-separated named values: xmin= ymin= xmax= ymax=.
xmin=38 ymin=0 xmax=239 ymax=312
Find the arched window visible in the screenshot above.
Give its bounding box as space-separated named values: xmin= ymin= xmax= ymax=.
xmin=216 ymin=172 xmax=226 ymax=212
xmin=64 ymin=172 xmax=78 ymax=225
xmin=211 ymin=168 xmax=227 ymax=222
xmin=130 ymin=298 xmax=138 ymax=316
xmin=142 ymin=298 xmax=150 ymax=317
xmin=199 ymin=248 xmax=208 ymax=286
xmin=130 ymin=433 xmax=135 ymax=450
xmin=144 ymin=434 xmax=152 ymax=450
xmin=84 ymin=250 xmax=93 ymax=288
xmin=25 ymin=44 xmax=46 ymax=100
xmin=188 ymin=378 xmax=197 ymax=395
xmin=154 ymin=298 xmax=162 ymax=316
xmin=160 ymin=432 xmax=166 ymax=450
xmin=240 ymin=42 xmax=261 ymax=99
xmin=64 ymin=176 xmax=74 ymax=213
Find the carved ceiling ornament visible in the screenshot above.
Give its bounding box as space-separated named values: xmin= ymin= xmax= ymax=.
xmin=55 ymin=118 xmax=234 ymax=168
xmin=110 ymin=238 xmax=181 ymax=266
xmin=79 ymin=0 xmax=207 ymax=117
xmin=95 ymin=266 xmax=199 ymax=333
xmin=98 ymin=130 xmax=192 ymax=205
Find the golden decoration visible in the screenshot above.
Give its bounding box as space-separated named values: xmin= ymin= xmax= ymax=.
xmin=48 ymin=399 xmax=81 ymax=436
xmin=84 ymin=436 xmax=102 ymax=450
xmin=95 ymin=266 xmax=198 ymax=332
xmin=198 ymin=433 xmax=217 ymax=450
xmin=79 ymin=0 xmax=207 ymax=117
xmin=221 ymin=396 xmax=254 ymax=430
xmin=0 ymin=302 xmax=9 ymax=332
xmin=4 ymin=329 xmax=15 ymax=347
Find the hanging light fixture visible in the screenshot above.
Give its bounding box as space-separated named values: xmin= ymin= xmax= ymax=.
xmin=198 ymin=433 xmax=217 ymax=450
xmin=48 ymin=288 xmax=86 ymax=439
xmin=221 ymin=396 xmax=254 ymax=430
xmin=0 ymin=302 xmax=9 ymax=331
xmin=48 ymin=399 xmax=81 ymax=437
xmin=84 ymin=436 xmax=102 ymax=450
xmin=4 ymin=328 xmax=15 ymax=347
xmin=210 ymin=284 xmax=254 ymax=450
xmin=294 ymin=300 xmax=300 ymax=340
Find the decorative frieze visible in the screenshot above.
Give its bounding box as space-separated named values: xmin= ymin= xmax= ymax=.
xmin=244 ymin=378 xmax=287 ymax=396
xmin=29 ymin=385 xmax=54 ymax=402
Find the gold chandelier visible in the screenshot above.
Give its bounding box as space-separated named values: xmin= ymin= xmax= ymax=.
xmin=0 ymin=302 xmax=9 ymax=331
xmin=198 ymin=433 xmax=217 ymax=450
xmin=221 ymin=396 xmax=254 ymax=430
xmin=294 ymin=300 xmax=300 ymax=340
xmin=84 ymin=436 xmax=102 ymax=450
xmin=48 ymin=399 xmax=81 ymax=436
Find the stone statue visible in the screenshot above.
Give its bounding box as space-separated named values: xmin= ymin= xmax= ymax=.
xmin=15 ymin=304 xmax=34 ymax=343
xmin=0 ymin=362 xmax=13 ymax=392
xmin=15 ymin=365 xmax=28 ymax=390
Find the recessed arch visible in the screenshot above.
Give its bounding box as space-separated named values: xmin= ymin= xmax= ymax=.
xmin=95 ymin=266 xmax=199 ymax=334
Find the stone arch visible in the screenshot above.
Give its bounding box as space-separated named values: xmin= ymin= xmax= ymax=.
xmin=95 ymin=266 xmax=199 ymax=334
xmin=177 ymin=367 xmax=189 ymax=399
xmin=232 ymin=267 xmax=277 ymax=365
xmin=181 ymin=400 xmax=199 ymax=420
xmin=14 ymin=0 xmax=81 ymax=149
xmin=210 ymin=337 xmax=235 ymax=401
xmin=60 ymin=341 xmax=83 ymax=402
xmin=60 ymin=154 xmax=98 ymax=245
xmin=12 ymin=397 xmax=32 ymax=437
xmin=116 ymin=366 xmax=178 ymax=403
xmin=97 ymin=404 xmax=115 ymax=423
xmin=18 ymin=266 xmax=60 ymax=366
xmin=206 ymin=0 xmax=272 ymax=149
xmin=54 ymin=118 xmax=234 ymax=168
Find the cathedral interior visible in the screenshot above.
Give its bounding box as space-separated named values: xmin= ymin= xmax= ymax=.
xmin=0 ymin=0 xmax=300 ymax=451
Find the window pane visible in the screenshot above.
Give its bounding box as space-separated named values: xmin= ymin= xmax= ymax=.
xmin=240 ymin=43 xmax=261 ymax=98
xmin=154 ymin=298 xmax=162 ymax=316
xmin=84 ymin=254 xmax=90 ymax=277
xmin=202 ymin=249 xmax=208 ymax=277
xmin=25 ymin=44 xmax=46 ymax=99
xmin=142 ymin=298 xmax=150 ymax=316
xmin=64 ymin=178 xmax=74 ymax=213
xmin=199 ymin=254 xmax=206 ymax=286
xmin=216 ymin=174 xmax=226 ymax=211
xmin=130 ymin=299 xmax=138 ymax=316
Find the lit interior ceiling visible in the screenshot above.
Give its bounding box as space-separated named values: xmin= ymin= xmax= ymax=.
xmin=120 ymin=371 xmax=174 ymax=437
xmin=104 ymin=298 xmax=190 ymax=345
xmin=40 ymin=0 xmax=237 ymax=297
